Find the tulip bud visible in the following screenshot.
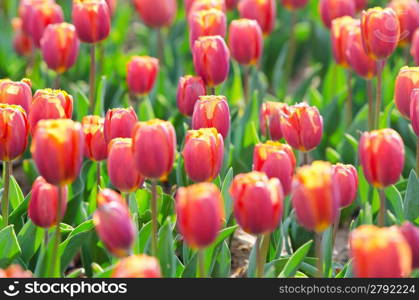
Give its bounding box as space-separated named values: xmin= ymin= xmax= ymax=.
xmin=411 ymin=29 xmax=419 ymax=65
xmin=281 ymin=0 xmax=308 ymax=11
xmin=29 ymin=89 xmax=73 ymax=133
xmin=126 ymin=56 xmax=159 ymax=96
xmin=228 ymin=18 xmax=263 ymax=66
xmin=40 ymin=22 xmax=80 ymax=74
xmin=31 ymin=119 xmax=84 ymax=186
xmin=394 ymin=66 xmax=419 ymax=119
xmin=133 ymin=0 xmax=177 ymax=28
xmin=193 ymin=35 xmax=230 ymax=87
xmin=280 ymin=103 xmax=323 ymax=152
xmin=359 ymin=128 xmax=405 ymax=188
xmin=361 ymin=7 xmax=400 ymax=60
xmin=104 ymin=107 xmax=138 ymax=144
xmin=94 ymin=189 xmax=136 ymax=257
xmin=132 ymin=119 xmax=176 ymax=180
xmin=354 ymin=0 xmax=367 ymax=12
xmin=0 ymin=104 xmax=29 ymax=161
xmin=399 ymin=222 xmax=419 ymax=269
xmin=253 ymin=141 xmax=296 ymax=196
xmin=0 ymin=265 xmax=33 ymax=278
xmin=97 ymin=187 xmax=127 ymax=207
xmin=319 ymin=0 xmax=355 ymax=29
xmin=188 ymin=0 xmax=226 ymax=18
xmin=350 ymin=225 xmax=412 ymax=277
xmin=331 ymin=16 xmax=359 ymax=67
xmin=108 ymin=138 xmax=144 ymax=192
xmin=230 ymin=171 xmax=283 ymax=234
xmin=176 ymin=183 xmax=224 ymax=248
xmin=225 ymin=0 xmax=238 ymax=11
xmin=259 ymin=101 xmax=289 ymax=140
xmin=176 ymin=75 xmax=206 ymax=116
xmin=388 ymin=0 xmax=419 ymax=45
xmin=0 ymin=78 xmax=32 ymax=113
xmin=292 ymin=161 xmax=340 ymax=232
xmin=112 ymin=255 xmax=162 ymax=278
xmin=82 ymin=115 xmax=107 ymax=161
xmin=19 ymin=0 xmax=54 ymax=35
xmin=189 ymin=9 xmax=226 ymax=49
xmin=332 ymin=163 xmax=358 ymax=208
xmin=12 ymin=18 xmax=33 ymax=57
xmin=192 ymin=95 xmax=230 ymax=139
xmin=410 ymin=89 xmax=419 ymax=136
xmin=183 ymin=128 xmax=224 ymax=182
xmin=28 ymin=176 xmax=68 ymax=228
xmin=238 ymin=0 xmax=276 ymax=35
xmin=72 ymin=0 xmax=111 ymax=44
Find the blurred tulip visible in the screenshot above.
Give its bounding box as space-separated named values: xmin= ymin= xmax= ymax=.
xmin=411 ymin=29 xmax=419 ymax=65
xmin=350 ymin=225 xmax=412 ymax=277
xmin=72 ymin=0 xmax=111 ymax=44
xmin=126 ymin=56 xmax=159 ymax=96
xmin=0 ymin=265 xmax=33 ymax=278
xmin=399 ymin=222 xmax=419 ymax=269
xmin=228 ymin=18 xmax=263 ymax=66
xmin=280 ymin=103 xmax=323 ymax=152
xmin=331 ymin=16 xmax=359 ymax=67
xmin=319 ymin=0 xmax=355 ymax=29
xmin=259 ymin=101 xmax=289 ymax=140
xmin=176 ymin=75 xmax=206 ymax=116
xmin=388 ymin=0 xmax=419 ymax=45
xmin=225 ymin=0 xmax=238 ymax=10
xmin=112 ymin=255 xmax=162 ymax=278
xmin=361 ymin=7 xmax=400 ymax=60
xmin=188 ymin=0 xmax=226 ymax=18
xmin=292 ymin=161 xmax=340 ymax=232
xmin=332 ymin=163 xmax=358 ymax=207
xmin=183 ymin=128 xmax=224 ymax=182
xmin=176 ymin=182 xmax=224 ymax=248
xmin=104 ymin=107 xmax=138 ymax=144
xmin=0 ymin=78 xmax=32 ymax=113
xmin=281 ymin=0 xmax=308 ymax=11
xmin=354 ymin=0 xmax=367 ymax=12
xmin=411 ymin=89 xmax=419 ymax=137
xmin=97 ymin=187 xmax=127 ymax=207
xmin=189 ymin=9 xmax=226 ymax=48
xmin=11 ymin=18 xmax=33 ymax=56
xmin=394 ymin=66 xmax=419 ymax=119
xmin=192 ymin=95 xmax=230 ymax=139
xmin=132 ymin=119 xmax=176 ymax=180
xmin=19 ymin=0 xmax=54 ymax=35
xmin=192 ymin=35 xmax=230 ymax=87
xmin=31 ymin=119 xmax=84 ymax=186
xmin=133 ymin=0 xmax=177 ymax=28
xmin=28 ymin=176 xmax=68 ymax=228
xmin=0 ymin=104 xmax=29 ymax=161
xmin=105 ymin=0 xmax=117 ymax=15
xmin=40 ymin=22 xmax=80 ymax=73
xmin=238 ymin=0 xmax=276 ymax=35
xmin=359 ymin=128 xmax=405 ymax=188
xmin=107 ymin=138 xmax=144 ymax=192
xmin=82 ymin=115 xmax=107 ymax=161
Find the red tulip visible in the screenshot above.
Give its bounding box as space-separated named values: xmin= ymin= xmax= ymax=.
xmin=388 ymin=0 xmax=419 ymax=45
xmin=281 ymin=0 xmax=308 ymax=11
xmin=126 ymin=56 xmax=159 ymax=96
xmin=189 ymin=8 xmax=227 ymax=49
xmin=104 ymin=107 xmax=138 ymax=144
xmin=411 ymin=88 xmax=419 ymax=137
xmin=259 ymin=101 xmax=289 ymax=140
xmin=331 ymin=16 xmax=359 ymax=67
xmin=19 ymin=0 xmax=54 ymax=35
xmin=0 ymin=78 xmax=32 ymax=113
xmin=176 ymin=75 xmax=206 ymax=116
xmin=82 ymin=115 xmax=107 ymax=161
xmin=399 ymin=222 xmax=419 ymax=269
xmin=332 ymin=163 xmax=358 ymax=207
xmin=188 ymin=0 xmax=226 ymax=18
xmin=394 ymin=66 xmax=419 ymax=119
xmin=112 ymin=255 xmax=162 ymax=278
xmin=238 ymin=0 xmax=276 ymax=35
xmin=411 ymin=29 xmax=419 ymax=65
xmin=11 ymin=18 xmax=33 ymax=57
xmin=0 ymin=265 xmax=32 ymax=278
xmin=319 ymin=0 xmax=355 ymax=29
xmin=133 ymin=0 xmax=177 ymax=28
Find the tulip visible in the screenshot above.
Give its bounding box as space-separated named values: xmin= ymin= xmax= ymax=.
xmin=281 ymin=0 xmax=308 ymax=11
xmin=188 ymin=0 xmax=226 ymax=18
xmin=354 ymin=0 xmax=367 ymax=12
xmin=82 ymin=115 xmax=107 ymax=162
xmin=126 ymin=56 xmax=159 ymax=96
xmin=182 ymin=128 xmax=224 ymax=182
xmin=189 ymin=9 xmax=226 ymax=49
xmin=28 ymin=176 xmax=68 ymax=228
xmin=411 ymin=89 xmax=419 ymax=137
xmin=104 ymin=107 xmax=138 ymax=144
xmin=399 ymin=222 xmax=419 ymax=269
xmin=40 ymin=22 xmax=80 ymax=74
xmin=133 ymin=0 xmax=177 ymax=28
xmin=0 ymin=265 xmax=33 ymax=278
xmin=228 ymin=19 xmax=263 ymax=66
xmin=112 ymin=255 xmax=162 ymax=278
xmin=332 ymin=163 xmax=358 ymax=208
xmin=238 ymin=0 xmax=276 ymax=35
xmin=388 ymin=0 xmax=419 ymax=45
xmin=107 ymin=138 xmax=144 ymax=192
xmin=176 ymin=75 xmax=206 ymax=116
xmin=411 ymin=29 xmax=419 ymax=65
xmin=350 ymin=225 xmax=412 ymax=277
xmin=319 ymin=0 xmax=355 ymax=29
xmin=394 ymin=66 xmax=419 ymax=119
xmin=225 ymin=0 xmax=238 ymax=11
xmin=97 ymin=187 xmax=127 ymax=207
xmin=331 ymin=16 xmax=359 ymax=67
xmin=192 ymin=95 xmax=230 ymax=140
xmin=0 ymin=78 xmax=32 ymax=113
xmin=259 ymin=101 xmax=289 ymax=140
xmin=11 ymin=18 xmax=33 ymax=57
xmin=192 ymin=35 xmax=230 ymax=88
xmin=105 ymin=0 xmax=117 ymax=15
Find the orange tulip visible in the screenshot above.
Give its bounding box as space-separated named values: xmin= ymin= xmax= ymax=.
xmin=82 ymin=115 xmax=107 ymax=161
xmin=104 ymin=107 xmax=138 ymax=144
xmin=238 ymin=0 xmax=276 ymax=35
xmin=0 ymin=78 xmax=32 ymax=113
xmin=394 ymin=66 xmax=419 ymax=119
xmin=112 ymin=255 xmax=161 ymax=278
xmin=176 ymin=75 xmax=206 ymax=116
xmin=331 ymin=16 xmax=359 ymax=67
xmin=319 ymin=0 xmax=355 ymax=29
xmin=259 ymin=101 xmax=289 ymax=140
xmin=388 ymin=0 xmax=419 ymax=45
xmin=189 ymin=8 xmax=226 ymax=48
xmin=133 ymin=0 xmax=177 ymax=28
xmin=0 ymin=265 xmax=32 ymax=278
xmin=126 ymin=56 xmax=159 ymax=96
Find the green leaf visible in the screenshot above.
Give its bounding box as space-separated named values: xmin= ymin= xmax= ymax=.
xmin=17 ymin=220 xmax=44 ymax=263
xmin=404 ymin=170 xmax=419 ymax=222
xmin=278 ymin=240 xmax=313 ymax=278
xmin=94 ymin=75 xmax=107 ymax=116
xmin=385 ymin=185 xmax=404 ymax=224
xmin=9 ymin=175 xmax=24 ymax=210
xmin=0 ymin=225 xmax=21 ymax=267
xmin=138 ymin=96 xmax=155 ymax=121
xmin=221 ymin=167 xmax=233 ymax=221
xmin=157 ymin=219 xmax=176 ymax=277
xmin=321 ymin=228 xmax=333 ymax=278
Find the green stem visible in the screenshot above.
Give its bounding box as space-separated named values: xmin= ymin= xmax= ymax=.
xmin=367 ymin=79 xmax=374 ymax=131
xmin=197 ymin=249 xmax=205 ymax=278
xmin=157 ymin=28 xmax=164 ymax=65
xmin=256 ymin=233 xmax=271 ymax=278
xmin=54 ymin=73 xmax=61 ymax=89
xmin=345 ymin=70 xmax=353 ymax=127
xmin=49 ymin=185 xmax=63 ymax=277
xmin=1 ymin=161 xmax=11 ymax=227
xmin=283 ymin=10 xmax=297 ymax=97
xmin=96 ymin=161 xmax=101 ymax=189
xmin=315 ymin=232 xmax=323 ymax=278
xmin=378 ymin=188 xmax=386 ymax=227
xmin=151 ymin=180 xmax=158 ymax=257
xmin=206 ymin=86 xmax=215 ymax=95
xmin=301 ymin=151 xmax=310 ymax=166
xmin=332 ymin=209 xmax=341 ymax=250
xmin=375 ymin=61 xmax=384 ymax=129
xmin=89 ymin=43 xmax=96 ymax=113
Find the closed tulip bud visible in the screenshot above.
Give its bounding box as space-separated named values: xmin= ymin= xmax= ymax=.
xmin=332 ymin=163 xmax=358 ymax=207
xmin=31 ymin=119 xmax=84 ymax=186
xmin=225 ymin=0 xmax=238 ymax=11
xmin=126 ymin=56 xmax=159 ymax=96
xmin=193 ymin=35 xmax=230 ymax=87
xmin=259 ymin=101 xmax=289 ymax=140
xmin=0 ymin=78 xmax=32 ymax=113
xmin=19 ymin=0 xmax=54 ymax=34
xmin=40 ymin=23 xmax=80 ymax=73
xmin=388 ymin=0 xmax=419 ymax=45
xmin=132 ymin=119 xmax=176 ymax=180
xmin=350 ymin=225 xmax=412 ymax=277
xmin=176 ymin=183 xmax=224 ymax=248
xmin=133 ymin=0 xmax=177 ymax=28
xmin=399 ymin=222 xmax=419 ymax=269
xmin=359 ymin=128 xmax=405 ymax=188
xmin=107 ymin=138 xmax=144 ymax=192
xmin=0 ymin=104 xmax=29 ymax=161
xmin=189 ymin=9 xmax=227 ymax=49
xmin=12 ymin=18 xmax=33 ymax=57
xmin=228 ymin=19 xmax=263 ymax=66
xmin=354 ymin=0 xmax=367 ymax=12
xmin=411 ymin=89 xmax=419 ymax=136
xmin=29 ymin=89 xmax=73 ymax=133
xmin=292 ymin=161 xmax=340 ymax=232
xmin=82 ymin=115 xmax=107 ymax=161
xmin=183 ymin=128 xmax=224 ymax=182
xmin=104 ymin=107 xmax=138 ymax=144
xmin=281 ymin=0 xmax=308 ymax=11
xmin=0 ymin=265 xmax=33 ymax=278
xmin=280 ymin=103 xmax=323 ymax=152
xmin=238 ymin=0 xmax=276 ymax=35
xmin=176 ymin=75 xmax=206 ymax=116
xmin=72 ymin=0 xmax=111 ymax=44
xmin=361 ymin=7 xmax=400 ymax=60
xmin=411 ymin=29 xmax=419 ymax=65
xmin=112 ymin=255 xmax=162 ymax=278
xmin=319 ymin=0 xmax=355 ymax=29
xmin=188 ymin=0 xmax=226 ymax=18
xmin=394 ymin=66 xmax=419 ymax=119
xmin=28 ymin=176 xmax=68 ymax=228
xmin=192 ymin=95 xmax=230 ymax=139
xmin=253 ymin=141 xmax=296 ymax=195
xmin=331 ymin=16 xmax=360 ymax=67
